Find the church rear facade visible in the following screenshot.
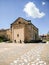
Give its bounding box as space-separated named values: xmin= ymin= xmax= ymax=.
xmin=0 ymin=17 xmax=39 ymax=43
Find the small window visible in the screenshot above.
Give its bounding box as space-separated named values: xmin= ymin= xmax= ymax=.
xmin=14 ymin=40 xmax=16 ymax=43
xmin=17 ymin=34 xmax=19 ymax=37
xmin=19 ymin=21 xmax=21 ymax=24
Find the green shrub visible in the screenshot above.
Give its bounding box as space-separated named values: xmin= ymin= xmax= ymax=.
xmin=0 ymin=38 xmax=4 ymax=42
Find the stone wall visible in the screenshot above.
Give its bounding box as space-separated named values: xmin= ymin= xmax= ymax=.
xmin=24 ymin=24 xmax=38 ymax=42
xmin=6 ymin=29 xmax=12 ymax=41
xmin=0 ymin=29 xmax=11 ymax=41
xmin=11 ymin=23 xmax=25 ymax=43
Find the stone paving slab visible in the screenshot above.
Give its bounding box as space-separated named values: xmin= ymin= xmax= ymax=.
xmin=0 ymin=43 xmax=49 ymax=65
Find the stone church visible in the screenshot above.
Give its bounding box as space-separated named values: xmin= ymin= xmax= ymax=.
xmin=0 ymin=17 xmax=39 ymax=43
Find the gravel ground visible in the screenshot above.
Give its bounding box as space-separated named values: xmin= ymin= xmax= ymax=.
xmin=0 ymin=43 xmax=49 ymax=65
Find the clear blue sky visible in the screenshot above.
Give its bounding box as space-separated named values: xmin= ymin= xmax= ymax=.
xmin=0 ymin=0 xmax=49 ymax=35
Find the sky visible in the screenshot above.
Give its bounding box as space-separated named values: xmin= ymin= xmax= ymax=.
xmin=0 ymin=0 xmax=49 ymax=35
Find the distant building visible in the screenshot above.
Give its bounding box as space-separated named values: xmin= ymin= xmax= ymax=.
xmin=40 ymin=35 xmax=46 ymax=41
xmin=40 ymin=34 xmax=49 ymax=41
xmin=0 ymin=17 xmax=39 ymax=43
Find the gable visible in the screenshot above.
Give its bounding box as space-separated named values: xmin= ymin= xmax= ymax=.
xmin=11 ymin=17 xmax=31 ymax=26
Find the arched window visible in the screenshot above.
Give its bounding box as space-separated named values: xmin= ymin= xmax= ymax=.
xmin=17 ymin=34 xmax=19 ymax=37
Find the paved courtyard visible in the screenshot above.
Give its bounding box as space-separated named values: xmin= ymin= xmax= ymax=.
xmin=0 ymin=43 xmax=49 ymax=65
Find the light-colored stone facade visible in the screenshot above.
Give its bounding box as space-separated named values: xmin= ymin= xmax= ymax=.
xmin=0 ymin=17 xmax=39 ymax=43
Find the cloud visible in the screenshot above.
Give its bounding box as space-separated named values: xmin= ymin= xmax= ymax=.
xmin=23 ymin=2 xmax=45 ymax=18
xmin=42 ymin=2 xmax=46 ymax=5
